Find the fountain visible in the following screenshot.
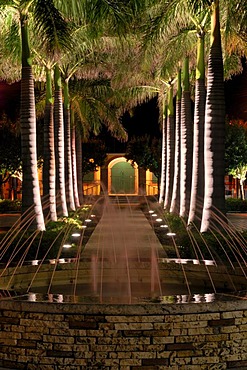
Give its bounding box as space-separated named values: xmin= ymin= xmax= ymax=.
xmin=0 ymin=195 xmax=247 ymax=369
xmin=0 ymin=194 xmax=246 ymax=303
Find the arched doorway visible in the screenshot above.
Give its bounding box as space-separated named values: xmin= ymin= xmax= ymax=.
xmin=108 ymin=157 xmax=138 ymax=195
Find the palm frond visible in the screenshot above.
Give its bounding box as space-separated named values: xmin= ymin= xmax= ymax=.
xmin=33 ymin=0 xmax=71 ymax=54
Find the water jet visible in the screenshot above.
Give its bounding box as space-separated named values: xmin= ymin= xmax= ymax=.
xmin=0 ymin=195 xmax=246 ymax=369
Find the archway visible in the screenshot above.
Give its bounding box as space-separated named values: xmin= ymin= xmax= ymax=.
xmin=108 ymin=157 xmax=138 ymax=195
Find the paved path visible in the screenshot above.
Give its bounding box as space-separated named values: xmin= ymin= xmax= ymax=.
xmin=83 ymin=204 xmax=167 ymax=260
xmin=227 ymin=213 xmax=247 ymax=232
xmin=80 ymin=204 xmax=168 ymax=302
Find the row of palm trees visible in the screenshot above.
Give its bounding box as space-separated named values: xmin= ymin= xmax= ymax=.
xmin=143 ymin=0 xmax=247 ymax=233
xmin=0 ymin=0 xmax=246 ymax=233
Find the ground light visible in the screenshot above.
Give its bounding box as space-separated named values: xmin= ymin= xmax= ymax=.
xmin=71 ymin=233 xmax=80 ymax=237
xmin=63 ymin=244 xmax=72 ymax=249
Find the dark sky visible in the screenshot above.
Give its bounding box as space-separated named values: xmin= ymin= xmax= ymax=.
xmin=0 ymin=81 xmax=20 ymax=121
xmin=225 ymin=60 xmax=247 ymax=121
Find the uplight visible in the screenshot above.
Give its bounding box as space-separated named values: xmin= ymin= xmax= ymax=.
xmin=151 ymin=214 xmax=157 ymax=217
xmin=82 ymin=225 xmax=87 ymax=229
xmin=63 ymin=244 xmax=72 ymax=249
xmin=160 ymin=224 xmax=168 ymax=228
xmin=85 ymin=219 xmax=92 ymax=223
xmin=156 ymin=218 xmax=162 ymax=222
xmin=167 ymin=232 xmax=176 ymax=236
xmin=149 ymin=210 xmax=154 ymax=213
xmin=71 ymin=233 xmax=80 ymax=237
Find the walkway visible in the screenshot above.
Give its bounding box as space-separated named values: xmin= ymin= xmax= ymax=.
xmin=80 ymin=203 xmax=168 ymax=303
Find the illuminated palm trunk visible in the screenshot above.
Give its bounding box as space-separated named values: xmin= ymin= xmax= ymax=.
xmin=64 ymin=80 xmax=75 ymax=211
xmin=71 ymin=112 xmax=80 ymax=208
xmin=188 ymin=34 xmax=206 ymax=226
xmin=43 ymin=67 xmax=57 ymax=221
xmin=76 ymin=126 xmax=83 ymax=204
xmin=54 ymin=64 xmax=68 ymax=217
xmin=170 ymin=68 xmax=182 ymax=214
xmin=20 ymin=14 xmax=45 ymax=231
xmin=200 ymin=0 xmax=225 ymax=232
xmin=164 ymin=84 xmax=175 ymax=210
xmin=180 ymin=56 xmax=193 ymax=218
xmin=158 ymin=101 xmax=167 ymax=204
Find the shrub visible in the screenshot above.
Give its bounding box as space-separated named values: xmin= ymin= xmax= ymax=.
xmin=0 ymin=199 xmax=21 ymax=212
xmin=225 ymin=198 xmax=247 ymax=212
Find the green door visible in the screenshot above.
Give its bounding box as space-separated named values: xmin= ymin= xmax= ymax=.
xmin=111 ymin=162 xmax=135 ymax=194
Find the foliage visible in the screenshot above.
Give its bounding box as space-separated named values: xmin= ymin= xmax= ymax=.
xmin=0 ymin=199 xmax=21 ymax=212
xmin=82 ymin=139 xmax=107 ymax=178
xmin=0 ymin=116 xmax=21 ymax=181
xmin=125 ymin=135 xmax=161 ymax=179
xmin=225 ymin=120 xmax=247 ymax=199
xmin=225 ymin=197 xmax=247 ymax=212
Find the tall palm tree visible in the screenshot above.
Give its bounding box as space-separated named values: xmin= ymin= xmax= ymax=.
xmin=197 ymin=0 xmax=226 ymax=232
xmin=63 ymin=76 xmax=76 ymax=212
xmin=170 ymin=68 xmax=182 ymax=214
xmin=0 ymin=0 xmax=69 ymax=230
xmin=179 ymin=56 xmax=193 ymax=218
xmin=54 ymin=63 xmax=68 ymax=217
xmin=164 ymin=81 xmax=175 ymax=210
xmin=158 ymin=102 xmax=167 ymax=203
xmin=43 ymin=66 xmax=57 ymax=221
xmin=187 ymin=9 xmax=209 ymax=225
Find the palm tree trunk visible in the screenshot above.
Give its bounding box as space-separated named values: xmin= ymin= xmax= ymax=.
xmin=43 ymin=67 xmax=57 ymax=221
xmin=188 ymin=35 xmax=206 ymax=226
xmin=71 ymin=111 xmax=80 ymax=208
xmin=200 ymin=0 xmax=225 ymax=232
xmin=76 ymin=126 xmax=83 ymax=204
xmin=170 ymin=69 xmax=182 ymax=214
xmin=54 ymin=64 xmax=68 ymax=217
xmin=164 ymin=84 xmax=175 ymax=210
xmin=64 ymin=80 xmax=75 ymax=211
xmin=158 ymin=101 xmax=167 ymax=204
xmin=20 ymin=14 xmax=45 ymax=231
xmin=180 ymin=57 xmax=193 ymax=218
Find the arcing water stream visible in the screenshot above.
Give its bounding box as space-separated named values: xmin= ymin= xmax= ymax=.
xmin=0 ymin=195 xmax=246 ymax=304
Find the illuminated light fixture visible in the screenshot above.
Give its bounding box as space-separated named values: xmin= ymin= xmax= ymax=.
xmin=167 ymin=232 xmax=176 ymax=236
xmin=63 ymin=244 xmax=72 ymax=249
xmin=71 ymin=233 xmax=80 ymax=237
xmin=31 ymin=260 xmax=39 ymax=265
xmin=85 ymin=219 xmax=92 ymax=222
xmin=90 ymin=214 xmax=96 ymax=218
xmin=149 ymin=210 xmax=154 ymax=213
xmin=160 ymin=224 xmax=168 ymax=228
xmin=28 ymin=293 xmax=37 ymax=302
xmin=82 ymin=225 xmax=87 ymax=229
xmin=156 ymin=218 xmax=162 ymax=222
xmin=151 ymin=214 xmax=157 ymax=217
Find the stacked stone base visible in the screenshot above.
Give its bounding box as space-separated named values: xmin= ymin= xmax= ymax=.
xmin=0 ymin=300 xmax=247 ymax=369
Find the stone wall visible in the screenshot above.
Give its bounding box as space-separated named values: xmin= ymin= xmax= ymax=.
xmin=0 ymin=300 xmax=246 ymax=370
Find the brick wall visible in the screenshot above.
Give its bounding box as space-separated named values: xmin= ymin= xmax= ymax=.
xmin=0 ymin=300 xmax=246 ymax=369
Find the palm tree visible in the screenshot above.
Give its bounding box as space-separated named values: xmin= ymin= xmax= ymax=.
xmin=179 ymin=56 xmax=193 ymax=218
xmin=158 ymin=103 xmax=167 ymax=203
xmin=170 ymin=68 xmax=182 ymax=214
xmin=164 ymin=81 xmax=175 ymax=210
xmin=63 ymin=76 xmax=76 ymax=212
xmin=187 ymin=8 xmax=209 ymax=226
xmin=54 ymin=63 xmax=68 ymax=217
xmin=0 ymin=0 xmax=70 ymax=230
xmin=198 ymin=0 xmax=226 ymax=232
xmin=43 ymin=66 xmax=57 ymax=221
